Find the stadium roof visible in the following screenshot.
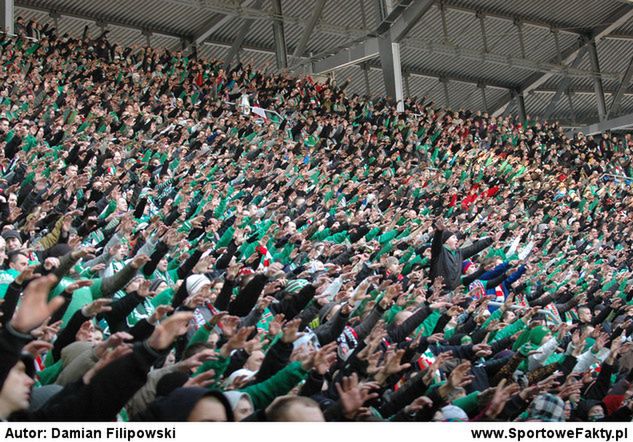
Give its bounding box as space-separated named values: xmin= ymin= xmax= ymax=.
xmin=12 ymin=0 xmax=633 ymax=132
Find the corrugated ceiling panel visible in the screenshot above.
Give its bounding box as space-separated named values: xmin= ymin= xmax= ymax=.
xmin=367 ymin=67 xmax=387 ymax=98
xmin=151 ymin=33 xmax=181 ymax=51
xmin=614 ymin=19 xmax=633 ymax=35
xmin=446 ymin=0 xmax=623 ymax=30
xmin=406 ymin=4 xmax=444 ymax=41
xmin=444 ymin=7 xmax=483 ymax=53
xmin=333 ymin=65 xmax=367 ymax=98
xmin=15 ymin=7 xmax=52 ymax=25
xmin=444 ymin=80 xmax=475 ymax=109
xmin=399 ymin=45 xmax=526 ymax=85
xmin=485 ymin=15 xmax=521 ymax=55
xmin=197 ymin=42 xmax=228 ymax=62
xmin=319 ymin=0 xmax=367 ymax=36
xmin=521 ymin=24 xmax=558 ymax=63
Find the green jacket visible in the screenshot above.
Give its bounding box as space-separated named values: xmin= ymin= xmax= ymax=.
xmin=240 ymin=361 xmax=309 ymax=410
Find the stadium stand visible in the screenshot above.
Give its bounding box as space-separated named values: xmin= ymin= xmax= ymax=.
xmin=0 ymin=17 xmax=633 ymax=422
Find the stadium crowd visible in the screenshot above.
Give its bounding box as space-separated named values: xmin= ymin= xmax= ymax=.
xmin=1 ymin=17 xmax=633 ymax=422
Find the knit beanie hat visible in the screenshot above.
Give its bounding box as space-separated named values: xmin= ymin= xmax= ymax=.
xmin=1 ymin=229 xmax=21 ymax=241
xmin=186 ymin=274 xmax=211 ymax=296
xmin=28 ymin=384 xmax=64 ymax=412
xmin=223 ymin=391 xmax=254 ymax=414
xmin=440 ymin=405 xmax=468 ymax=421
xmin=462 ymin=259 xmax=473 ymax=273
xmin=41 ymin=243 xmax=72 ymax=259
xmin=125 ymin=274 xmax=145 ymax=287
xmin=603 ymin=395 xmax=625 ymax=416
xmin=155 ymin=372 xmax=190 ymax=397
xmin=528 ymin=325 xmax=551 ymax=346
xmin=146 ymin=387 xmax=234 ymax=421
xmin=526 ymin=393 xmax=566 ymax=422
xmin=150 ymin=278 xmax=167 ymax=293
xmin=441 ymin=230 xmax=455 ymax=243
xmin=513 ymin=325 xmax=550 ymax=352
xmin=468 ymin=280 xmax=486 ymax=299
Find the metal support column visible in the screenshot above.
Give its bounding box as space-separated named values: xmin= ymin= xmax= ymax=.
xmin=587 ymin=40 xmax=607 ymax=121
xmin=403 ymin=72 xmax=411 ymax=98
xmin=377 ymin=0 xmax=404 ymax=112
xmin=142 ymin=30 xmax=152 ymax=47
xmin=552 ymin=29 xmax=562 ymax=63
xmin=378 ymin=37 xmax=405 ymax=111
xmin=271 ymin=0 xmax=288 ymax=69
xmin=439 ymin=2 xmax=449 ymax=43
xmin=543 ymin=47 xmax=586 ymax=119
xmin=441 ymin=78 xmax=450 ymax=108
xmin=0 ymin=0 xmax=13 ymax=35
xmin=478 ymin=83 xmax=488 ymax=112
xmin=608 ymin=55 xmax=633 ymax=118
xmin=515 ymin=19 xmax=526 ymax=59
xmin=224 ymin=0 xmax=264 ymax=67
xmin=517 ymin=93 xmax=527 ymax=122
xmin=477 ymin=12 xmax=488 ymax=53
xmin=566 ymin=90 xmax=576 ymax=124
xmin=49 ymin=11 xmax=59 ymax=30
xmin=362 ymin=63 xmax=371 ymax=97
xmin=290 ymin=0 xmax=327 ymax=63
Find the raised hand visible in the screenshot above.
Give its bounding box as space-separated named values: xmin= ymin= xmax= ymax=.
xmin=137 ymin=280 xmax=156 ymax=298
xmin=336 ymin=373 xmax=380 ymax=419
xmin=473 ymin=343 xmax=492 ymax=358
xmin=183 ymin=293 xmax=206 ymax=309
xmin=282 ymin=318 xmax=302 ymax=343
xmin=380 ymin=284 xmax=400 ymax=308
xmin=374 ymin=348 xmax=411 ymax=385
xmin=180 ymin=349 xmax=218 ymax=372
xmin=268 ymin=314 xmax=285 ymax=337
xmin=15 ymin=266 xmax=41 ymax=285
xmin=147 ymin=312 xmax=194 ymax=351
xmin=71 ymin=246 xmax=96 ymax=261
xmin=257 ymin=296 xmax=276 ymax=311
xmin=219 ymin=315 xmax=241 ymax=337
xmin=220 ymin=326 xmax=256 ymax=357
xmin=30 ymin=318 xmax=62 ymax=342
xmin=183 ymin=369 xmax=217 ymax=388
xmin=485 ymin=379 xmax=520 ymax=419
xmin=448 ymin=361 xmax=474 ymax=389
xmin=64 ymin=279 xmax=93 ymax=295
xmin=423 ymin=351 xmax=452 ymax=385
xmin=90 ymin=263 xmax=107 ymax=273
xmin=43 ymin=257 xmax=61 ymax=271
xmin=12 ymin=275 xmax=65 ymax=334
xmin=94 ymin=331 xmax=134 ymax=358
xmin=81 ymin=298 xmax=113 ymax=317
xmin=83 ymin=345 xmax=133 ymax=385
xmin=404 ymin=396 xmax=433 ymax=414
xmin=130 ymin=254 xmax=151 ymax=269
xmin=557 ymin=379 xmax=583 ymax=400
xmin=244 ymin=336 xmax=268 ymax=355
xmin=149 ymin=305 xmax=173 ymax=325
xmin=312 ymin=341 xmax=338 ymax=375
xmin=23 ymin=340 xmax=53 ymax=357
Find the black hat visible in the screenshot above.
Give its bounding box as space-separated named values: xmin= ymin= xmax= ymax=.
xmin=144 ymin=387 xmax=234 ymax=422
xmin=1 ymin=230 xmax=21 ymax=241
xmin=441 ymin=230 xmax=455 ymax=243
xmin=19 ymin=353 xmax=36 ymax=378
